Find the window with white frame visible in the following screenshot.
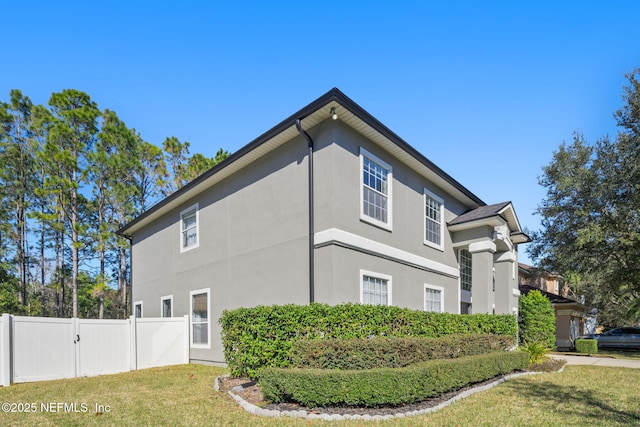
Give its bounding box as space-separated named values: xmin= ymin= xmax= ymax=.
xmin=424 ymin=285 xmax=444 ymax=312
xmin=161 ymin=295 xmax=173 ymax=318
xmin=459 ymin=249 xmax=472 ymax=291
xmin=361 ymin=270 xmax=392 ymax=306
xmin=180 ymin=203 xmax=199 ymax=252
xmin=190 ymin=288 xmax=210 ymax=348
xmin=360 ymin=148 xmax=392 ymax=229
xmin=134 ymin=301 xmax=143 ymax=318
xmin=424 ymin=189 xmax=444 ymax=249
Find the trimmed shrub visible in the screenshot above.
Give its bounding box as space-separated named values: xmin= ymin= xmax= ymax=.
xmin=519 ymin=290 xmax=556 ymax=349
xmin=290 ymin=334 xmax=514 ymax=370
xmin=219 ymin=303 xmax=518 ymax=378
xmin=259 ymin=351 xmax=528 ymax=408
xmin=575 ymin=338 xmax=598 ymax=354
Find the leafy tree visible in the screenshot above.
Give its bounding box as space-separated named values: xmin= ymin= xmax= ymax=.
xmin=42 ymin=89 xmax=101 ymax=318
xmin=134 ymin=139 xmax=166 ymax=212
xmin=0 ymin=87 xmax=230 ymax=319
xmin=519 ymin=290 xmax=556 ymax=349
xmin=0 ymin=265 xmax=24 ymax=314
xmin=161 ymin=136 xmax=189 ymax=195
xmin=530 ymin=68 xmax=640 ymax=325
xmin=0 ymin=90 xmax=38 ymax=305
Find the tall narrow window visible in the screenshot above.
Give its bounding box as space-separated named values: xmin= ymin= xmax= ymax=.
xmin=181 ymin=203 xmax=199 ymax=252
xmin=190 ymin=288 xmax=210 ymax=348
xmin=459 ymin=249 xmax=472 ymax=291
xmin=361 ymin=270 xmax=392 ymax=306
xmin=161 ymin=295 xmax=173 ymax=318
xmin=424 ymin=189 xmax=444 ymax=250
xmin=424 ymin=285 xmax=443 ymax=312
xmin=134 ymin=301 xmax=143 ymax=318
xmin=360 ymin=148 xmax=392 ymax=230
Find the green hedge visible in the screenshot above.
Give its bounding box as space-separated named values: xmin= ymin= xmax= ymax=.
xmin=519 ymin=290 xmax=556 ymax=349
xmin=290 ymin=334 xmax=515 ymax=370
xmin=219 ymin=303 xmax=518 ymax=378
xmin=575 ymin=338 xmax=598 ymax=354
xmin=259 ymin=351 xmax=528 ymax=408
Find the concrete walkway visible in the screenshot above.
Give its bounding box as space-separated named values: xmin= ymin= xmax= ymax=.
xmin=552 ymin=354 xmax=640 ymax=369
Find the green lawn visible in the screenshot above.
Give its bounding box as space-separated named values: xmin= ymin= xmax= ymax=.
xmin=0 ymin=364 xmax=638 ymax=426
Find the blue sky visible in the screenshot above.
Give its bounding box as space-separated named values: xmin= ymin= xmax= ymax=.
xmin=2 ymin=1 xmax=639 ymax=264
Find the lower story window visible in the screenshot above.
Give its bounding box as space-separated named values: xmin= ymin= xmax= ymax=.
xmin=361 ymin=270 xmax=392 ymax=306
xmin=424 ymin=285 xmax=443 ymax=312
xmin=134 ymin=301 xmax=143 ymax=318
xmin=161 ymin=295 xmax=173 ymax=318
xmin=190 ymin=288 xmax=210 ymax=348
xmin=461 ymin=302 xmax=472 ymax=315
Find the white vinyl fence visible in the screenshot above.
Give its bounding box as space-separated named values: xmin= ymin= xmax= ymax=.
xmin=0 ymin=314 xmax=189 ymax=386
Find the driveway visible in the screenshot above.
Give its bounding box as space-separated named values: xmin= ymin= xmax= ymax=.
xmin=552 ymin=354 xmax=640 ymax=369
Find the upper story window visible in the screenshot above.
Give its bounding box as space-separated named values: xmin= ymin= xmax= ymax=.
xmin=360 ymin=270 xmax=392 ymax=306
xmin=459 ymin=249 xmax=472 ymax=291
xmin=424 ymin=189 xmax=444 ymax=250
xmin=180 ymin=203 xmax=199 ymax=252
xmin=360 ymin=148 xmax=392 ymax=230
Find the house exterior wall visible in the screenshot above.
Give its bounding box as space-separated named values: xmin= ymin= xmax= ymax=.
xmin=131 ymin=136 xmax=310 ymax=363
xmin=129 ymin=116 xmax=522 ymax=364
xmin=313 ymin=122 xmax=468 ymax=268
xmin=314 ymin=245 xmax=460 ymax=313
xmin=310 ymin=121 xmax=468 ymax=313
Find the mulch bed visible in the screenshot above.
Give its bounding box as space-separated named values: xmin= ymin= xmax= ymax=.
xmin=218 ymin=358 xmax=566 ymax=417
xmin=219 ymin=375 xmax=507 ymax=417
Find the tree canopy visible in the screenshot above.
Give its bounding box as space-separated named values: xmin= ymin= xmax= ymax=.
xmin=529 ymin=68 xmax=640 ymax=327
xmin=0 ymin=88 xmax=229 ymax=318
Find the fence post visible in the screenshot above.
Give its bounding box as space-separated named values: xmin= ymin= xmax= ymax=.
xmin=183 ymin=315 xmax=190 ymax=364
xmin=0 ymin=314 xmax=11 ymax=386
xmin=129 ymin=316 xmax=137 ymax=371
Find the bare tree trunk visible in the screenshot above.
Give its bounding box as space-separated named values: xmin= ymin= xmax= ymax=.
xmin=40 ymin=213 xmax=46 ymax=316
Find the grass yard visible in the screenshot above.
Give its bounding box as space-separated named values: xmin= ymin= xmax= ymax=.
xmin=0 ymin=364 xmax=638 ymax=426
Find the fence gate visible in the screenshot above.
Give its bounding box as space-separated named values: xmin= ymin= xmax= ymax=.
xmin=76 ymin=319 xmax=130 ymax=377
xmin=1 ymin=314 xmax=188 ymax=386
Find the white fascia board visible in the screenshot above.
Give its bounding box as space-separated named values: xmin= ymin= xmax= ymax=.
xmin=315 ymin=228 xmax=459 ymax=278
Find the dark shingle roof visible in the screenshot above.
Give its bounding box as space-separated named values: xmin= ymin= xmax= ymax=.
xmin=448 ymin=202 xmax=511 ymax=226
xmin=519 ymin=284 xmax=580 ymax=305
xmin=119 ymin=88 xmax=486 ymax=236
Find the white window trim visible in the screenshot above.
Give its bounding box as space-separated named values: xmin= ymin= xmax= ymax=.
xmin=423 ymin=188 xmax=444 ymax=251
xmin=424 ymin=284 xmax=444 ymax=313
xmin=133 ymin=300 xmax=143 ymax=318
xmin=180 ymin=203 xmax=199 ymax=253
xmin=459 ymin=248 xmax=473 ymax=292
xmin=359 ymin=147 xmax=393 ymax=231
xmin=189 ymin=288 xmax=211 ymax=349
xmin=161 ymin=295 xmax=173 ymax=318
xmin=360 ymin=269 xmax=392 ymax=306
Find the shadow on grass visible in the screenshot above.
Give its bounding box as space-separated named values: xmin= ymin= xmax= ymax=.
xmin=504 ymin=379 xmax=640 ymax=425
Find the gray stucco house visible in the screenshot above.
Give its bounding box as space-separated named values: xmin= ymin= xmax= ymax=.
xmin=119 ymin=88 xmax=530 ymax=364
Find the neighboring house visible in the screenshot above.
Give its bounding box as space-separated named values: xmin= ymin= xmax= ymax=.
xmin=518 ymin=264 xmax=588 ymax=350
xmin=518 ymin=263 xmax=563 ymax=295
xmin=118 ymin=88 xmax=530 ymax=364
